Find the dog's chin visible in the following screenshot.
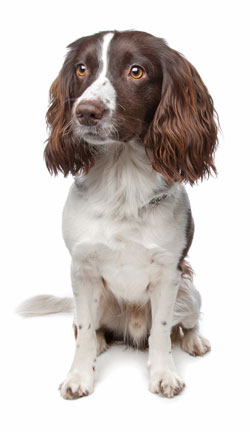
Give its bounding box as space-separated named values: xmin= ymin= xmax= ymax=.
xmin=82 ymin=133 xmax=118 ymax=146
xmin=73 ymin=122 xmax=120 ymax=146
xmin=73 ymin=120 xmax=140 ymax=146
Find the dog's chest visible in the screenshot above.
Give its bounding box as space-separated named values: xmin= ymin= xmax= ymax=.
xmin=62 ymin=146 xmax=186 ymax=303
xmin=63 ymin=196 xmax=167 ymax=302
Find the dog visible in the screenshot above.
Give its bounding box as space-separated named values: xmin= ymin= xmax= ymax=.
xmin=18 ymin=30 xmax=218 ymax=399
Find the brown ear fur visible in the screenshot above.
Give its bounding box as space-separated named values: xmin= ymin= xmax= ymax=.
xmin=44 ymin=60 xmax=95 ymax=176
xmin=144 ymin=48 xmax=218 ymax=184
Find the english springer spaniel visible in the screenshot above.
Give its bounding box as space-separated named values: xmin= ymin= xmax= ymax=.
xmin=18 ymin=30 xmax=218 ymax=399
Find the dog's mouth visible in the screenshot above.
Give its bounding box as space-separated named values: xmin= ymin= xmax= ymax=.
xmin=73 ymin=122 xmax=119 ymax=145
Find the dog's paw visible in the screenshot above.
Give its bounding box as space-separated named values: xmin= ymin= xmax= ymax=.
xmin=149 ymin=369 xmax=185 ymax=398
xmin=181 ymin=330 xmax=211 ymax=357
xmin=59 ymin=372 xmax=94 ymax=400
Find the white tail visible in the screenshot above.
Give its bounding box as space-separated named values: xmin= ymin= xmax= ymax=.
xmin=16 ymin=295 xmax=74 ymax=317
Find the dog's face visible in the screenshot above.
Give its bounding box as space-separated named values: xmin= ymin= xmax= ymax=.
xmin=70 ymin=32 xmax=163 ymax=145
xmin=45 ymin=30 xmax=218 ymax=183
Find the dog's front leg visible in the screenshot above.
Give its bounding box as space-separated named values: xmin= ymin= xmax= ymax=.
xmin=59 ymin=256 xmax=101 ymax=400
xmin=148 ymin=265 xmax=185 ymax=398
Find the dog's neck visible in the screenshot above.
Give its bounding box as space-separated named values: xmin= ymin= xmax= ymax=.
xmin=75 ymin=140 xmax=169 ymax=219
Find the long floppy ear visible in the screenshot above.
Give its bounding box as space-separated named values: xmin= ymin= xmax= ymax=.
xmin=144 ymin=47 xmax=218 ymax=184
xmin=44 ymin=54 xmax=95 ymax=176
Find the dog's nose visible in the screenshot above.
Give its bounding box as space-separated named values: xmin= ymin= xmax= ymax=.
xmin=75 ymin=101 xmax=105 ymax=126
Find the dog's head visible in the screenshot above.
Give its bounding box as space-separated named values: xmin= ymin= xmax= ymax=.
xmin=45 ymin=30 xmax=218 ymax=184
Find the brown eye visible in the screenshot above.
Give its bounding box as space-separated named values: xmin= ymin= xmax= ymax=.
xmin=130 ymin=65 xmax=144 ymax=79
xmin=76 ymin=64 xmax=87 ymax=77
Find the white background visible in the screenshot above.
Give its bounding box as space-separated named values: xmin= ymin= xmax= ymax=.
xmin=1 ymin=0 xmax=249 ymax=430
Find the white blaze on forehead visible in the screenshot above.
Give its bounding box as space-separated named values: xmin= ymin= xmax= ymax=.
xmin=101 ymin=32 xmax=114 ymax=76
xmin=75 ymin=32 xmax=116 ymax=111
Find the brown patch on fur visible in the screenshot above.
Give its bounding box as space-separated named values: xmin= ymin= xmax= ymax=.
xmin=144 ymin=47 xmax=218 ymax=184
xmin=179 ymin=259 xmax=194 ymax=281
xmin=45 ymin=70 xmax=96 ymax=176
xmin=170 ymin=324 xmax=183 ymax=344
xmin=66 ymin=387 xmax=89 ymax=399
xmin=73 ymin=323 xmax=77 ymax=340
xmin=178 ymin=208 xmax=195 ymax=279
xmin=101 ymin=277 xmax=108 ymax=290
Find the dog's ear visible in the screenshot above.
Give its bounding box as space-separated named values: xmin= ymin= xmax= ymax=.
xmin=44 ymin=51 xmax=95 ymax=176
xmin=145 ymin=47 xmax=218 ymax=184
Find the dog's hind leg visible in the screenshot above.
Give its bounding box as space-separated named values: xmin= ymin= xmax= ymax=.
xmin=173 ymin=277 xmax=211 ymax=356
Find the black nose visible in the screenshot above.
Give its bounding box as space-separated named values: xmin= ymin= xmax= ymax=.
xmin=75 ymin=100 xmax=105 ymax=126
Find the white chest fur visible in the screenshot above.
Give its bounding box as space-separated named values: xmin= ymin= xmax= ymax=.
xmin=62 ymin=142 xmax=189 ymax=303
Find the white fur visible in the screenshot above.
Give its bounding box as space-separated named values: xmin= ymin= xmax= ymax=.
xmin=63 ymin=142 xmax=187 ymax=304
xmin=58 ymin=140 xmax=200 ymax=398
xmin=18 ymin=141 xmax=210 ymax=399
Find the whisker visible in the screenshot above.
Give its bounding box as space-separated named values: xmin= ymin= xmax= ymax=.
xmin=123 ymin=114 xmax=146 ymax=124
xmin=117 ymin=103 xmax=126 ymax=112
xmin=116 ymin=103 xmax=146 ymax=123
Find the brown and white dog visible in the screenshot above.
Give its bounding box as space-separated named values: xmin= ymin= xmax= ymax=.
xmin=18 ymin=30 xmax=218 ymax=399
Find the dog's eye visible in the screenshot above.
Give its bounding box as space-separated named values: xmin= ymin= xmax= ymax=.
xmin=76 ymin=64 xmax=87 ymax=77
xmin=129 ymin=65 xmax=144 ymax=79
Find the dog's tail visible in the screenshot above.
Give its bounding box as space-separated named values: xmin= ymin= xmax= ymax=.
xmin=16 ymin=295 xmax=74 ymax=317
